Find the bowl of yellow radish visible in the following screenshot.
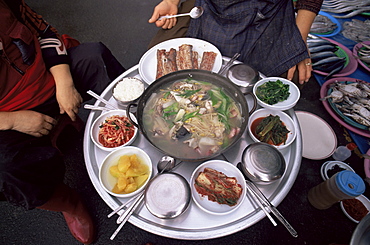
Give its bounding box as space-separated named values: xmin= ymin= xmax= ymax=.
xmin=99 ymin=146 xmax=153 ymax=198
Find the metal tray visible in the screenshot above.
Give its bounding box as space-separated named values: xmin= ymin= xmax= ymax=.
xmin=83 ymin=61 xmax=302 ymax=240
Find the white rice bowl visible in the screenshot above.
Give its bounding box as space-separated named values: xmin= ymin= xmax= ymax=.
xmin=113 ymin=77 xmax=145 ymax=103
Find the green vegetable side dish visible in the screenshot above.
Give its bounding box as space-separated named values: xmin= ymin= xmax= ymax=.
xmin=256 ymin=80 xmax=290 ymax=105
xmin=255 ymin=115 xmax=290 ymax=145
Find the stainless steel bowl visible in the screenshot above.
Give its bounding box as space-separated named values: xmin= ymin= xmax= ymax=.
xmin=239 ymin=142 xmax=286 ymax=184
xmin=227 ymin=64 xmax=260 ymax=93
xmin=144 ymin=172 xmax=191 ymax=219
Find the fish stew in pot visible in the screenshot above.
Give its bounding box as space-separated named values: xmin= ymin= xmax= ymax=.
xmin=128 ymin=70 xmax=255 ymax=161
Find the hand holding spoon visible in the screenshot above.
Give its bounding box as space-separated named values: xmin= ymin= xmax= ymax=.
xmin=158 ymin=6 xmax=204 ymax=20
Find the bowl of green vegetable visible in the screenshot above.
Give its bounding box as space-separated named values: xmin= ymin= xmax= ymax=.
xmin=248 ymin=108 xmax=297 ymax=150
xmin=253 ymin=77 xmax=300 ymax=111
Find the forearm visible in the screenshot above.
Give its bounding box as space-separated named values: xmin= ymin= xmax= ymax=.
xmin=0 ymin=112 xmax=14 ymax=131
xmin=163 ymin=0 xmax=180 ymax=5
xmin=49 ymin=64 xmax=74 ymax=91
xmin=295 ymin=9 xmax=317 ymax=41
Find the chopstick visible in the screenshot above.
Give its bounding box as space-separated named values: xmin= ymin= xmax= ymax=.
xmin=87 ymin=90 xmax=118 ymax=110
xmin=246 ymin=186 xmax=277 ymax=226
xmin=84 ymin=104 xmax=111 ymax=112
xmin=107 ymin=191 xmax=144 ymax=218
xmin=218 ymin=53 xmax=240 ymax=76
xmin=245 ymin=179 xmax=298 ymax=237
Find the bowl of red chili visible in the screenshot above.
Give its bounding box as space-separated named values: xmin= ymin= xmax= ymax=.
xmin=248 ymin=108 xmax=296 ymax=150
xmin=190 ymin=160 xmax=246 ymax=215
xmin=341 ymin=195 xmax=370 ymax=223
xmin=90 ymin=109 xmax=138 ymax=151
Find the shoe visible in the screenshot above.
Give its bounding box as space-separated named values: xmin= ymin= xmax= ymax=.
xmin=37 ymin=184 xmax=96 ymax=244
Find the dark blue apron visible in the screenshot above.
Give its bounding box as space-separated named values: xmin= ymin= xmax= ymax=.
xmin=187 ymin=0 xmax=309 ymax=76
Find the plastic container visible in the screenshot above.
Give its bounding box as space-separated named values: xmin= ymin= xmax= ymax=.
xmin=308 ymin=170 xmax=365 ymax=210
xmin=332 ymin=143 xmax=357 ymax=161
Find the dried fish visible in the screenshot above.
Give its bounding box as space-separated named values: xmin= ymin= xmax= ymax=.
xmin=321 ymin=0 xmax=370 ymax=18
xmin=342 ymin=19 xmax=370 ymax=43
xmin=310 ymin=15 xmax=337 ymax=34
xmin=324 ymin=80 xmax=370 ymax=129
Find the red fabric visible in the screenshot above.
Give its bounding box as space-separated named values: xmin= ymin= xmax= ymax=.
xmin=0 ymin=0 xmax=55 ymax=112
xmin=61 ymin=34 xmax=80 ymax=49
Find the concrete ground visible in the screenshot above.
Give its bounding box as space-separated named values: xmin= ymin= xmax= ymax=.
xmin=0 ymin=1 xmax=368 ymax=245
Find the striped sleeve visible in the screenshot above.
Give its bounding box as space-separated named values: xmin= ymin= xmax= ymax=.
xmin=295 ymin=0 xmax=323 ymax=15
xmin=20 ymin=0 xmax=69 ymax=69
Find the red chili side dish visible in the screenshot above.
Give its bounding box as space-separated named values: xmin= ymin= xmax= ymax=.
xmin=98 ymin=115 xmax=135 ymax=148
xmin=194 ymin=167 xmax=242 ymax=206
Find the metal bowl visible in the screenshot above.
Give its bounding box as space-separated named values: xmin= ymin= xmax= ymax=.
xmin=227 ymin=64 xmax=260 ymax=93
xmin=112 ymin=77 xmax=145 ymax=107
xmin=145 ymin=172 xmax=191 ymax=219
xmin=239 ymin=142 xmax=286 ymax=185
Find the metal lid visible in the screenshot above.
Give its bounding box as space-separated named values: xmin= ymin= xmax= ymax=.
xmin=227 ymin=64 xmax=260 ymax=91
xmin=144 ymin=172 xmax=191 ymax=219
xmin=241 ymin=142 xmax=286 ymax=182
xmin=335 ymin=170 xmax=365 ymax=197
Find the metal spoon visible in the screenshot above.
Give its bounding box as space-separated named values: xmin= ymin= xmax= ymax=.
xmin=158 ymin=6 xmax=204 ymax=20
xmin=110 ymin=156 xmax=177 ymax=240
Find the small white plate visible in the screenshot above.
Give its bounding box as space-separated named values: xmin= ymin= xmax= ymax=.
xmin=138 ymin=38 xmax=222 ymax=84
xmin=320 ymin=160 xmax=355 ymax=180
xmin=190 ymin=160 xmax=246 ymax=215
xmin=340 ymin=195 xmax=370 ymax=223
xmin=296 ymin=111 xmax=337 ymax=160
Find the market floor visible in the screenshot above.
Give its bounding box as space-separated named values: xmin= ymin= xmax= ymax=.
xmin=0 ymin=1 xmax=368 ymax=245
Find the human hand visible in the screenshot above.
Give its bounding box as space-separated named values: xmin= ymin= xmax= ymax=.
xmin=56 ymin=84 xmax=83 ymax=122
xmin=287 ymin=58 xmax=313 ymax=85
xmin=148 ymin=0 xmax=179 ymax=29
xmin=10 ymin=110 xmax=57 ymax=137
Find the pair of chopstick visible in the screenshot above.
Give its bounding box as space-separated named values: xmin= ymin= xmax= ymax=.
xmin=86 ymin=90 xmax=118 ymax=110
xmin=245 ymin=179 xmax=298 ymax=237
xmin=218 ymin=53 xmax=240 ymax=76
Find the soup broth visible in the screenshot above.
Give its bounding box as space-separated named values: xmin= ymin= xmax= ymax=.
xmin=142 ymin=78 xmax=243 ymax=159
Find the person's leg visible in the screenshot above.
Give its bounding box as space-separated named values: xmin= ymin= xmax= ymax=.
xmin=148 ymin=0 xmax=195 ymax=49
xmin=0 ymin=130 xmax=64 ymax=210
xmin=0 ymin=129 xmax=95 ymax=244
xmin=67 ymin=42 xmax=126 ymax=101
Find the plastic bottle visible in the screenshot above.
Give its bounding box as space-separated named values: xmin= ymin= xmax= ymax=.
xmin=331 ymin=143 xmax=357 ymax=161
xmin=308 ymin=170 xmax=365 ymax=210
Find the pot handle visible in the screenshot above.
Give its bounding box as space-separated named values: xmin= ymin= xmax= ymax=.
xmin=126 ymin=103 xmax=138 ymax=128
xmin=244 ymin=91 xmax=257 ymax=115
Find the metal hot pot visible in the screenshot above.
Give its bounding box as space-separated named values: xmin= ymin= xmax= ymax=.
xmin=127 ymin=69 xmax=256 ymax=162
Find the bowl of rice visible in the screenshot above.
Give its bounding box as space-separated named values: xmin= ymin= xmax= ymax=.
xmin=112 ymin=77 xmax=145 ymax=107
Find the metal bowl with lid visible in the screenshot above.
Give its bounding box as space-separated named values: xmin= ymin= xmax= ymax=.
xmin=144 ymin=172 xmax=191 ymax=219
xmin=239 ymin=142 xmax=286 ymax=185
xmin=227 ymin=64 xmax=261 ymax=93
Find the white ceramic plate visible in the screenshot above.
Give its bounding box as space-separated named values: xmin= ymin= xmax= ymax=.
xmin=248 ymin=108 xmax=297 ymax=150
xmin=340 ymin=195 xmax=370 ymax=223
xmin=296 ymin=111 xmax=337 ymax=160
xmin=253 ymin=77 xmax=300 ymax=111
xmin=320 ymin=160 xmax=355 ymax=180
xmin=99 ymin=146 xmax=153 ymax=198
xmin=138 ymin=38 xmax=223 ymax=84
xmin=190 ymin=160 xmax=246 ymax=215
xmin=90 ymin=110 xmax=138 ymax=152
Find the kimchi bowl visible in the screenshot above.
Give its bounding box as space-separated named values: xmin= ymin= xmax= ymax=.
xmin=190 ymin=160 xmax=246 ymax=215
xmin=90 ymin=109 xmax=138 ymax=152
